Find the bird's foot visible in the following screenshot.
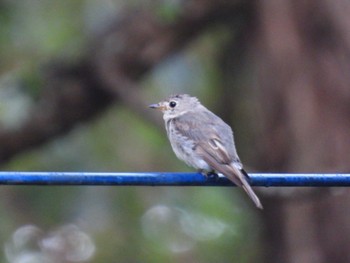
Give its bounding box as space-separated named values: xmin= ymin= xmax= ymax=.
xmin=206 ymin=171 xmax=219 ymax=180
xmin=199 ymin=170 xmax=219 ymax=181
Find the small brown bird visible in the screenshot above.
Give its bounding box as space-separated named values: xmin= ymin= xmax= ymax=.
xmin=150 ymin=94 xmax=263 ymax=209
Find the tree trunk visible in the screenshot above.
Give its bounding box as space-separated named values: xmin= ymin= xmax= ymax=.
xmin=252 ymin=0 xmax=350 ymax=262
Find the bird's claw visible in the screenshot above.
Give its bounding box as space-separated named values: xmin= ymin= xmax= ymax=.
xmin=199 ymin=170 xmax=219 ymax=181
xmin=207 ymin=172 xmax=219 ymax=179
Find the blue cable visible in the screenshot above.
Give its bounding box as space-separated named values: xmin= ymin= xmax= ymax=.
xmin=0 ymin=172 xmax=349 ymax=186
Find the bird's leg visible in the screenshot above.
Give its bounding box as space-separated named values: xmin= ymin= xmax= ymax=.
xmin=206 ymin=171 xmax=219 ymax=180
xmin=198 ymin=170 xmax=219 ymax=180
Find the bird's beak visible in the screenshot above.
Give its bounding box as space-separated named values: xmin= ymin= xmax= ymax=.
xmin=149 ymin=103 xmax=166 ymax=111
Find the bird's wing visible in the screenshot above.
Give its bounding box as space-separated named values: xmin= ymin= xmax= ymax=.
xmin=173 ymin=110 xmax=241 ymax=168
xmin=173 ymin=111 xmax=263 ymax=209
xmin=195 ymin=140 xmax=243 ymax=186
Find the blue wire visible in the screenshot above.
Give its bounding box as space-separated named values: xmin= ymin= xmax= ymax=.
xmin=0 ymin=172 xmax=349 ymax=186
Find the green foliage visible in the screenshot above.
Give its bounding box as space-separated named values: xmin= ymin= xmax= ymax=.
xmin=0 ymin=1 xmax=261 ymax=262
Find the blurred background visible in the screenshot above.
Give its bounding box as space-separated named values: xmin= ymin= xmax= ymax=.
xmin=1 ymin=0 xmax=350 ymax=262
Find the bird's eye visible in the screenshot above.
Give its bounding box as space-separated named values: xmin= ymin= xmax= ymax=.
xmin=169 ymin=101 xmax=177 ymax=108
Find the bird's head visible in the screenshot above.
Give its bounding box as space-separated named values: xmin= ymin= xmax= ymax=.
xmin=149 ymin=94 xmax=200 ymax=119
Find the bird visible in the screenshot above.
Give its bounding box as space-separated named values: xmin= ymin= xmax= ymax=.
xmin=149 ymin=94 xmax=263 ymax=209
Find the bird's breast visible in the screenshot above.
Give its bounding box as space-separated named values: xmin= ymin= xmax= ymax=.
xmin=166 ymin=119 xmax=194 ymax=159
xmin=165 ymin=118 xmax=210 ymax=170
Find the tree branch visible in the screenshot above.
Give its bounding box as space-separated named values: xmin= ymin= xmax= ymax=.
xmin=0 ymin=0 xmax=248 ymax=164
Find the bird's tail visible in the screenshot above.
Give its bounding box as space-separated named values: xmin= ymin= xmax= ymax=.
xmin=227 ymin=166 xmax=263 ymax=209
xmin=241 ymin=180 xmax=263 ymax=209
